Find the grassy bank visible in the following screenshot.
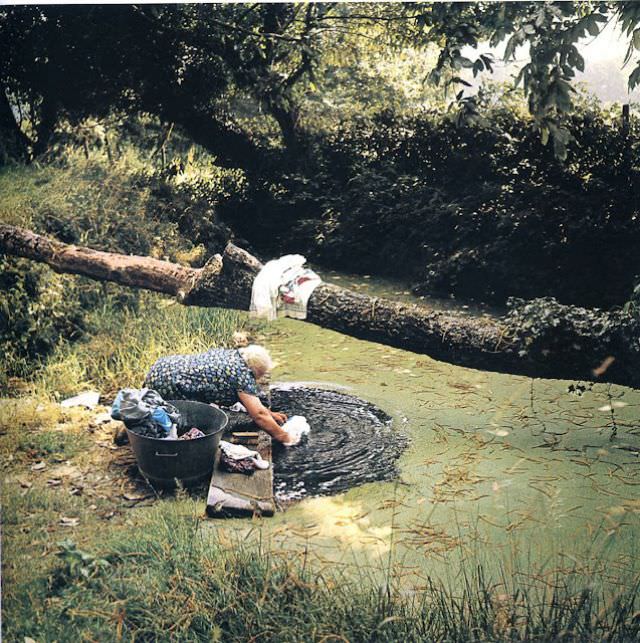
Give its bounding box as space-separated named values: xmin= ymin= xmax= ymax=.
xmin=36 ymin=294 xmax=246 ymax=400
xmin=3 ymin=486 xmax=640 ymax=642
xmin=0 ymin=137 xmax=243 ymax=391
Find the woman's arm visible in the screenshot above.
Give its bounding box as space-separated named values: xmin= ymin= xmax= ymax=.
xmin=238 ymin=392 xmax=293 ymax=445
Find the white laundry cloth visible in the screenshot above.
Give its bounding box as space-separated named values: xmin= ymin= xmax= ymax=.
xmin=60 ymin=390 xmax=100 ymax=409
xmin=219 ymin=440 xmax=270 ymax=469
xmin=250 ymin=255 xmax=322 ymax=321
xmin=281 ymin=415 xmax=310 ymax=446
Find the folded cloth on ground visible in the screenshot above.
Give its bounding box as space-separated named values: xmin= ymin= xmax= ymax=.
xmin=250 ymin=254 xmax=322 ymax=321
xmin=281 ymin=415 xmax=310 ymax=446
xmin=219 ymin=440 xmax=270 ymax=474
xmin=219 ymin=440 xmax=269 ymax=464
xmin=111 ymin=388 xmax=180 ymax=439
xmin=60 ymin=390 xmax=101 ymax=409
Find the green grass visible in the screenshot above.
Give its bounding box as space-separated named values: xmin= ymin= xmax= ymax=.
xmin=0 ymin=145 xmax=148 ymax=230
xmin=0 ymin=133 xmax=245 ymax=392
xmin=0 ymin=397 xmax=92 ymax=469
xmin=3 ymin=494 xmax=639 ymax=642
xmin=35 ymin=293 xmax=247 ymax=399
xmin=15 ymin=428 xmax=90 ymax=460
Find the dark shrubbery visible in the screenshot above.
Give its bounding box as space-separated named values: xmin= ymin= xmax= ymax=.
xmin=221 ymin=97 xmax=639 ymax=308
xmin=135 ymin=162 xmax=244 ymax=260
xmin=0 ymin=258 xmax=90 ymax=381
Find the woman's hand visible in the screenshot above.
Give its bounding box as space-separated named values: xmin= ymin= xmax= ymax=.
xmin=238 ymin=392 xmax=290 ymax=444
xmin=270 ymin=410 xmax=287 ymax=425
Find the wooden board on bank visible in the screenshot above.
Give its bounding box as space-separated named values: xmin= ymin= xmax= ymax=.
xmin=206 ymin=431 xmax=275 ymax=518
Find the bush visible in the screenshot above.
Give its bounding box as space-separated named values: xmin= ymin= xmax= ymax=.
xmin=221 ymin=94 xmax=640 ymax=308
xmin=0 ymin=258 xmax=90 ymax=384
xmin=135 ymin=159 xmax=247 ymax=259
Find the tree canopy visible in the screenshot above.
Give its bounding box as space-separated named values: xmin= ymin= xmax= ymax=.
xmin=1 ymin=2 xmax=639 ymax=166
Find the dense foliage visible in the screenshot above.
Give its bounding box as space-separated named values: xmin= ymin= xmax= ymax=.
xmin=1 ymin=3 xmax=639 ymax=384
xmin=222 ymin=93 xmax=640 ymax=307
xmin=1 ymin=3 xmax=639 ymax=165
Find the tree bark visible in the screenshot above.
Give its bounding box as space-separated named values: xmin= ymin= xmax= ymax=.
xmin=158 ymin=101 xmax=271 ymax=174
xmin=0 ymin=223 xmax=198 ymax=297
xmin=0 ymin=89 xmax=31 ymax=164
xmin=1 ymin=223 xmax=637 ymax=389
xmin=31 ymin=93 xmax=59 ymax=159
xmin=267 ymin=100 xmax=301 ymax=157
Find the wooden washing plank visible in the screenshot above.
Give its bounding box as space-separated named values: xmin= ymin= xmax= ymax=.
xmin=206 ymin=431 xmax=275 ymax=518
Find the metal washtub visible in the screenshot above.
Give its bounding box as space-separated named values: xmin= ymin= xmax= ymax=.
xmin=125 ymin=400 xmax=228 ymax=488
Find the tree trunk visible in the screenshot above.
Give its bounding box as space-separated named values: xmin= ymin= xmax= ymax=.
xmin=31 ymin=94 xmax=59 ymax=159
xmin=269 ymin=102 xmax=300 ymax=156
xmin=158 ymin=101 xmax=270 ymax=174
xmin=0 ymin=89 xmax=31 ymax=164
xmin=1 ymin=223 xmax=637 ymax=389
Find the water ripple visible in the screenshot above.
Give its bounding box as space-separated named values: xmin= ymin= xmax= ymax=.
xmin=226 ymin=386 xmax=408 ymax=500
xmin=269 ymin=387 xmax=408 ymax=501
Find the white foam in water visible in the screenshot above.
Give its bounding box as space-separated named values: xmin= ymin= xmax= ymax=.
xmin=282 ymin=415 xmax=311 ymax=443
xmin=270 ymin=381 xmax=351 ymax=391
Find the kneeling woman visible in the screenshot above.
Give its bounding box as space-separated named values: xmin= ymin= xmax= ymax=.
xmin=145 ymin=344 xmax=292 ymax=444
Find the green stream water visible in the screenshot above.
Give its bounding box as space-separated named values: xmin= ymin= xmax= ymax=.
xmin=206 ymin=277 xmax=640 ymax=592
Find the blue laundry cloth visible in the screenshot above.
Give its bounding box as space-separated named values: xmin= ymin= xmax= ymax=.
xmin=111 ymin=388 xmax=180 ymax=438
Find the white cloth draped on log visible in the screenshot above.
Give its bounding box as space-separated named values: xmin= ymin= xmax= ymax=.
xmin=250 ymin=254 xmax=322 ymax=321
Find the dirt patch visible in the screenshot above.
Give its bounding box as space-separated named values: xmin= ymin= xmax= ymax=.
xmin=1 ymin=400 xmax=163 ymax=530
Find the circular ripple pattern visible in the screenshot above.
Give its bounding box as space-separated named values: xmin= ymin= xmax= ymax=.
xmin=263 ymin=387 xmax=408 ymax=501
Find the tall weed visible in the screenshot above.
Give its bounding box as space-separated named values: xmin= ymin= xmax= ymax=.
xmin=38 ymin=294 xmax=246 ymax=398
xmin=3 ymin=497 xmax=639 ymax=642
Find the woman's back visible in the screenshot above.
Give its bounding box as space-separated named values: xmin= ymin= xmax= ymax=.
xmin=144 ymin=348 xmax=259 ymax=406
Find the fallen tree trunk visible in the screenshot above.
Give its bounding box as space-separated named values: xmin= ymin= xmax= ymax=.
xmin=1 ymin=223 xmax=637 ymax=388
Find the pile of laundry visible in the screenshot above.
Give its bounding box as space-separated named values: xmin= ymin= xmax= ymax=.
xmin=219 ymin=441 xmax=270 ymax=474
xmin=111 ymin=388 xmax=205 ymax=440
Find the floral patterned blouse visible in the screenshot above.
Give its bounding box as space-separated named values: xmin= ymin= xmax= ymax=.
xmin=144 ymin=348 xmax=259 ymax=406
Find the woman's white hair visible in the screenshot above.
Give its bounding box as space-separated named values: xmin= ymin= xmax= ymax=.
xmin=239 ymin=344 xmax=274 ymax=377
